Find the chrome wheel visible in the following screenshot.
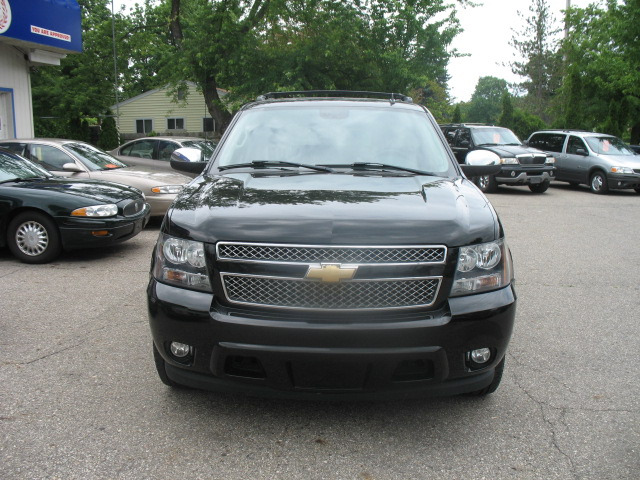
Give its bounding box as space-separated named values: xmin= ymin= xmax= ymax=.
xmin=591 ymin=175 xmax=603 ymax=192
xmin=478 ymin=176 xmax=490 ymax=189
xmin=15 ymin=220 xmax=49 ymax=256
xmin=590 ymin=171 xmax=609 ymax=194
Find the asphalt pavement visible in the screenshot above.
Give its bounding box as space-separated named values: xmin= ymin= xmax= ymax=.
xmin=1 ymin=182 xmax=638 ymax=480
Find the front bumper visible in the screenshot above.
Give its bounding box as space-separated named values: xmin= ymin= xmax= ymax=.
xmin=607 ymin=173 xmax=640 ymax=190
xmin=147 ymin=279 xmax=516 ymax=399
xmin=496 ymin=166 xmax=555 ymax=185
xmin=58 ymin=204 xmax=150 ymax=250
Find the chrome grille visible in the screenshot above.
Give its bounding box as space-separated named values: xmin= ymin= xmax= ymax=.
xmin=217 ymin=242 xmax=446 ymax=264
xmin=122 ymin=198 xmax=145 ymax=217
xmin=222 ymin=274 xmax=441 ymax=310
xmin=516 ymin=154 xmax=547 ymax=165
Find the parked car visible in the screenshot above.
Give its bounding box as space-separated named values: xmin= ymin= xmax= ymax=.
xmin=110 ymin=137 xmax=216 ymax=175
xmin=0 ymin=139 xmax=192 ymax=216
xmin=0 ymin=148 xmax=149 ymax=264
xmin=440 ymin=123 xmax=556 ymax=193
xmin=526 ymin=130 xmax=640 ymax=194
xmin=148 ymin=91 xmax=516 ymax=399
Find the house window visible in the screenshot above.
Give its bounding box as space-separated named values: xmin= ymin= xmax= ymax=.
xmin=136 ymin=119 xmax=153 ymax=134
xmin=167 ymin=118 xmax=185 ymax=130
xmin=203 ymin=117 xmax=214 ymax=132
xmin=177 ymin=89 xmax=186 ymax=101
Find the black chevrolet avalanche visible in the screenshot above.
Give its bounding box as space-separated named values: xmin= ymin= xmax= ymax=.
xmin=147 ymin=92 xmax=517 ymax=399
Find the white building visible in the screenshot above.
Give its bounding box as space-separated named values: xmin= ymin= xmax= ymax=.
xmin=0 ymin=0 xmax=82 ymax=140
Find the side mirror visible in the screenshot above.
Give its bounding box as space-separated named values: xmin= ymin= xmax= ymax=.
xmin=575 ymin=148 xmax=588 ymax=156
xmin=461 ymin=149 xmax=502 ymax=177
xmin=459 ymin=140 xmax=470 ymax=148
xmin=62 ymin=163 xmax=84 ymax=172
xmin=170 ymin=147 xmax=207 ymax=174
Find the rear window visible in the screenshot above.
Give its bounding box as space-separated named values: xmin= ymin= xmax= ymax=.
xmin=528 ymin=133 xmax=566 ymax=153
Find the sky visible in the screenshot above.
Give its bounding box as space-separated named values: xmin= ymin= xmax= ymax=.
xmin=111 ymin=0 xmax=594 ymax=103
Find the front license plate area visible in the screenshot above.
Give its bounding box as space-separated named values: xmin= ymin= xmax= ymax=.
xmin=290 ymin=360 xmax=369 ymax=391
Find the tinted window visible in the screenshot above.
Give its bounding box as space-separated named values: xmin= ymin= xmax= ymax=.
xmin=0 ymin=143 xmax=28 ymax=156
xmin=216 ymin=105 xmax=454 ymax=175
xmin=158 ymin=141 xmax=180 ymax=161
xmin=567 ymin=136 xmax=588 ymax=155
xmin=29 ymin=144 xmax=75 ymax=170
xmin=528 ymin=133 xmax=566 ymax=153
xmin=456 ymin=129 xmax=471 ymax=147
xmin=121 ymin=140 xmax=156 ymax=159
xmin=0 ymin=151 xmax=51 ymax=181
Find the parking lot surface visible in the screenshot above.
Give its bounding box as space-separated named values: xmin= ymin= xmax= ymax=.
xmin=1 ymin=182 xmax=638 ymax=479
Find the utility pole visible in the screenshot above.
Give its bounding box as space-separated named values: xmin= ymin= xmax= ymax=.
xmin=111 ymin=0 xmax=120 ymax=133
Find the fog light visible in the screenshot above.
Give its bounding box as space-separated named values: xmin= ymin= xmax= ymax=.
xmin=470 ymin=348 xmax=491 ymax=364
xmin=170 ymin=342 xmax=191 ymax=358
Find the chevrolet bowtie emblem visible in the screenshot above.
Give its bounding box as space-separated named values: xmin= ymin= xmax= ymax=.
xmin=305 ymin=264 xmax=357 ymax=283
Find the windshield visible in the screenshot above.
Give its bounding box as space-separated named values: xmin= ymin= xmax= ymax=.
xmin=182 ymin=140 xmax=216 ymax=159
xmin=585 ymin=136 xmax=635 ymax=156
xmin=63 ymin=143 xmax=128 ymax=171
xmin=0 ymin=151 xmax=51 ymax=182
xmin=471 ymin=127 xmax=521 ymax=146
xmin=215 ymin=104 xmax=454 ymax=176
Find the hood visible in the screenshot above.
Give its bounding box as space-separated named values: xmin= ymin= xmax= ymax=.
xmin=595 ymin=153 xmax=640 ymax=168
xmin=166 ymin=173 xmax=498 ymax=247
xmin=480 ymin=145 xmax=547 ymax=158
xmin=6 ymin=177 xmax=141 ymax=204
xmin=93 ymin=167 xmax=192 ymax=186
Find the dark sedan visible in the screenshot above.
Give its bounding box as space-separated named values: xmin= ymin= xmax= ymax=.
xmin=0 ymin=149 xmax=150 ymax=263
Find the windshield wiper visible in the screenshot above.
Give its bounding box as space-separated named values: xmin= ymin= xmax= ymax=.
xmin=321 ymin=162 xmax=437 ymax=176
xmin=0 ymin=177 xmax=44 ymax=184
xmin=218 ymin=160 xmax=334 ymax=173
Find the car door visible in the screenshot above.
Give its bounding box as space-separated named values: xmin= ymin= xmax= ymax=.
xmin=116 ymin=139 xmax=159 ymax=170
xmin=451 ymin=128 xmax=471 ymax=163
xmin=27 ymin=143 xmax=90 ymax=178
xmin=563 ymin=136 xmax=591 ymax=183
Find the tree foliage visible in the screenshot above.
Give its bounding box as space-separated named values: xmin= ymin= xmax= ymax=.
xmin=559 ymin=0 xmax=640 ymax=142
xmin=466 ymin=76 xmax=508 ymax=124
xmin=509 ymin=0 xmax=561 ymax=123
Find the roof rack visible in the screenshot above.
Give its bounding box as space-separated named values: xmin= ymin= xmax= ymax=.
xmin=256 ymin=90 xmax=413 ymax=103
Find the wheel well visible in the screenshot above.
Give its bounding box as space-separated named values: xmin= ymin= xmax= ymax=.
xmin=588 ymin=167 xmax=607 ymax=179
xmin=2 ymin=208 xmax=56 ymax=247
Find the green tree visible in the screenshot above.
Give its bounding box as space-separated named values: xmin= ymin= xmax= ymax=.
xmin=466 ymin=76 xmax=508 ymax=124
xmin=451 ymin=104 xmax=462 ymax=123
xmin=509 ymin=0 xmax=561 ymax=123
xmin=498 ymin=92 xmax=514 ymax=129
xmin=98 ymin=114 xmax=120 ymax=150
xmin=561 ymin=0 xmax=640 ymax=142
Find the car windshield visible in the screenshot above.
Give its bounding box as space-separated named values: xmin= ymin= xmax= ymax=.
xmin=471 ymin=127 xmax=521 ymax=146
xmin=584 ymin=136 xmax=635 ymax=156
xmin=63 ymin=143 xmax=128 ymax=171
xmin=0 ymin=151 xmax=51 ymax=182
xmin=215 ymin=104 xmax=453 ymax=176
xmin=182 ymin=140 xmax=216 ymax=159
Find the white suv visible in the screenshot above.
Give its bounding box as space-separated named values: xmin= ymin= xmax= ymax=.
xmin=526 ymin=130 xmax=640 ymax=194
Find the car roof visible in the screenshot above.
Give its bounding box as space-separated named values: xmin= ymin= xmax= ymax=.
xmin=0 ymin=138 xmax=87 ymax=146
xmin=532 ymin=130 xmax=615 ymax=138
xmin=123 ymin=137 xmax=209 ymax=143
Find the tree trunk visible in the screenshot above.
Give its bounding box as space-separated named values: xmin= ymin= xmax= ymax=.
xmin=202 ymin=75 xmax=232 ymax=135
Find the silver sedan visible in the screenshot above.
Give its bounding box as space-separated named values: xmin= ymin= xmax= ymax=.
xmin=0 ymin=139 xmax=192 ymax=217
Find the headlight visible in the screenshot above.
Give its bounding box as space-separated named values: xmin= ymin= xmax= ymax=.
xmin=610 ymin=166 xmax=633 ymax=174
xmin=153 ymin=234 xmax=211 ymax=292
xmin=71 ymin=204 xmax=118 ymax=217
xmin=499 ymin=157 xmax=519 ymax=165
xmin=545 ymin=156 xmax=556 ymax=164
xmin=450 ymin=239 xmax=513 ymax=296
xmin=151 ymin=185 xmax=183 ymax=194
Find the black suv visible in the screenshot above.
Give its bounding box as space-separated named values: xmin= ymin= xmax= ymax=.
xmin=148 ymin=92 xmax=516 ymax=399
xmin=441 ymin=124 xmax=556 ymax=193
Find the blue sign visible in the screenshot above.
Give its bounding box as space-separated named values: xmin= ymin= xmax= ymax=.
xmin=0 ymin=0 xmax=82 ymax=53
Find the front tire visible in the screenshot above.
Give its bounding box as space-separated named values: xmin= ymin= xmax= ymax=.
xmin=590 ymin=171 xmax=609 ymax=194
xmin=476 ymin=175 xmax=498 ymax=193
xmin=7 ymin=212 xmax=62 ymax=264
xmin=529 ymin=180 xmax=550 ymax=193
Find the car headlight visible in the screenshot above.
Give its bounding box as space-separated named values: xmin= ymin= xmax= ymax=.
xmin=545 ymin=156 xmax=555 ymax=164
xmin=153 ymin=233 xmax=211 ymax=292
xmin=610 ymin=166 xmax=633 ymax=174
xmin=151 ymin=185 xmax=183 ymax=194
xmin=499 ymin=157 xmax=519 ymax=165
xmin=450 ymin=239 xmax=513 ymax=296
xmin=71 ymin=204 xmax=118 ymax=217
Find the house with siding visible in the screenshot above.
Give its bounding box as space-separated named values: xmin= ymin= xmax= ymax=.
xmin=111 ymin=82 xmax=226 ymax=140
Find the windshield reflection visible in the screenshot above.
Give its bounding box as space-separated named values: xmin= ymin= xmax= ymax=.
xmin=585 ymin=137 xmax=635 ymax=156
xmin=63 ymin=143 xmax=128 ymax=171
xmin=0 ymin=151 xmax=51 ymax=182
xmin=471 ymin=127 xmax=521 ymax=146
